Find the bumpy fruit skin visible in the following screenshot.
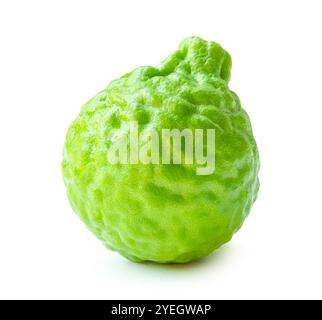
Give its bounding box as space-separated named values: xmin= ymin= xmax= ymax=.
xmin=62 ymin=36 xmax=260 ymax=263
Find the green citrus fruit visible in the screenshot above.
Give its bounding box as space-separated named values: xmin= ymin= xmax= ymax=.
xmin=62 ymin=36 xmax=260 ymax=263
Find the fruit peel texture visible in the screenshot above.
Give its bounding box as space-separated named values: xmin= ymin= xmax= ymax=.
xmin=62 ymin=36 xmax=260 ymax=263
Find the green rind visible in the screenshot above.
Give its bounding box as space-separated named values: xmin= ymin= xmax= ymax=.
xmin=62 ymin=36 xmax=260 ymax=263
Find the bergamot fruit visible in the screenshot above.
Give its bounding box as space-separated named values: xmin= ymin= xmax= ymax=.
xmin=62 ymin=36 xmax=260 ymax=263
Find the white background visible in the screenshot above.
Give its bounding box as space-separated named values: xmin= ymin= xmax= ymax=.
xmin=0 ymin=0 xmax=321 ymax=300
